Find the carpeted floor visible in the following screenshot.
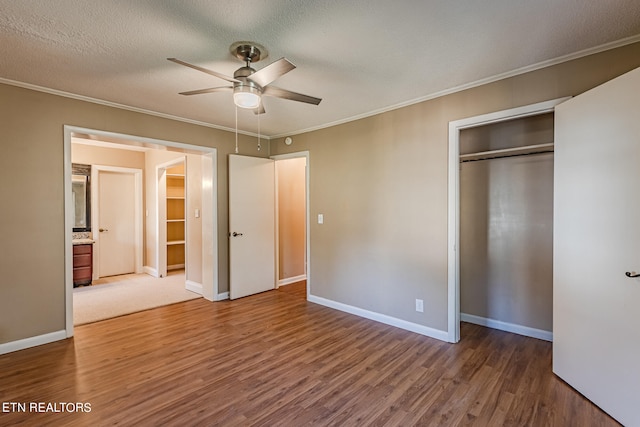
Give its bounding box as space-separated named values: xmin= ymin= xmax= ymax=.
xmin=73 ymin=270 xmax=201 ymax=325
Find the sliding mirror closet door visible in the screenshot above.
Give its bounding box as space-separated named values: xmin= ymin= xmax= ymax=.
xmin=459 ymin=113 xmax=554 ymax=340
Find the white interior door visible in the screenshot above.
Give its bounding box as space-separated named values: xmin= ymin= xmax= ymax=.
xmin=229 ymin=154 xmax=276 ymax=299
xmin=554 ymin=67 xmax=640 ymax=426
xmin=98 ymin=171 xmax=136 ymax=277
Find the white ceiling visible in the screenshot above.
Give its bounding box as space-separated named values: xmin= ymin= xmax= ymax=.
xmin=2 ymin=1 xmax=640 ymax=138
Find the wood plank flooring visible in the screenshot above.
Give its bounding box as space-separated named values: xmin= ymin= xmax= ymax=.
xmin=0 ymin=282 xmax=619 ymax=426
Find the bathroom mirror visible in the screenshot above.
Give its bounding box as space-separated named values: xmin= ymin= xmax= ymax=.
xmin=72 ymin=163 xmax=91 ymax=232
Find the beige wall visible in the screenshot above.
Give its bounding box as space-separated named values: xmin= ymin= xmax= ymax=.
xmin=271 ymin=42 xmax=640 ymax=333
xmin=185 ymin=154 xmax=203 ymax=284
xmin=72 ymin=144 xmax=145 ymax=170
xmin=0 ymin=83 xmax=266 ymax=345
xmin=276 ymin=157 xmax=306 ymax=280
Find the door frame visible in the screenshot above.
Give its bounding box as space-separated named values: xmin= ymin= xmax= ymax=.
xmin=64 ymin=125 xmax=218 ymax=338
xmin=156 ymin=157 xmax=187 ymax=279
xmin=92 ymin=165 xmax=144 ymax=279
xmin=446 ymin=98 xmax=569 ymax=343
xmin=271 ymin=151 xmax=310 ymax=297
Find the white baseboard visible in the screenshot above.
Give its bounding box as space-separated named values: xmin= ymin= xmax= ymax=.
xmin=308 ymin=294 xmax=449 ymax=342
xmin=0 ymin=330 xmax=67 ymax=355
xmin=461 ymin=313 xmax=553 ymax=342
xmin=278 ymin=274 xmax=307 ymax=287
xmin=144 ymin=266 xmax=159 ymax=278
xmin=185 ymin=280 xmax=203 ymax=295
xmin=215 ymin=292 xmax=229 ymax=301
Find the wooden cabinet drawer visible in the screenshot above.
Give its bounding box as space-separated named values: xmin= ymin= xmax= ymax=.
xmin=73 ymin=244 xmax=92 ymax=255
xmin=73 ymin=266 xmax=92 ymax=282
xmin=73 ymin=253 xmax=92 ymax=268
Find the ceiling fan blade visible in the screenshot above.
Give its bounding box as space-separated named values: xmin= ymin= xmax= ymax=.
xmin=168 ymin=58 xmax=239 ymax=83
xmin=253 ymin=103 xmax=266 ymax=115
xmin=249 ymin=58 xmax=295 ymax=87
xmin=263 ymin=85 xmax=322 ymax=105
xmin=178 ymin=86 xmax=233 ymax=96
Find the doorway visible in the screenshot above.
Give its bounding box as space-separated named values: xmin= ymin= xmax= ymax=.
xmin=458 ymin=114 xmax=554 ymax=341
xmin=273 ymin=152 xmax=310 ymax=296
xmin=156 ymin=157 xmax=187 ymax=280
xmin=64 ymin=126 xmax=218 ymax=337
xmin=447 ymin=98 xmax=568 ymax=343
xmin=227 ymin=151 xmax=310 ymax=300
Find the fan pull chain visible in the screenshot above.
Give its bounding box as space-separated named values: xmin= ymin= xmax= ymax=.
xmin=234 ymin=105 xmax=239 ymax=154
xmin=257 ymin=110 xmax=261 ymax=151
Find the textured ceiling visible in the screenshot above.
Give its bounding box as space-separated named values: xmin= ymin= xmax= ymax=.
xmin=1 ymin=1 xmax=640 ymax=137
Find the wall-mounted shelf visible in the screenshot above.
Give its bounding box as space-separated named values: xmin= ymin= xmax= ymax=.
xmin=459 ymin=142 xmax=554 ymax=163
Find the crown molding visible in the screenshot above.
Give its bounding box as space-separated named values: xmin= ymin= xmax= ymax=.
xmin=271 ymin=35 xmax=640 ymax=138
xmin=3 ymin=34 xmax=639 ymax=140
xmin=0 ymin=77 xmax=265 ymax=139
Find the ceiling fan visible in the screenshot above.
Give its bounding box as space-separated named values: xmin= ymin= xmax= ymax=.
xmin=168 ymin=41 xmax=322 ymax=114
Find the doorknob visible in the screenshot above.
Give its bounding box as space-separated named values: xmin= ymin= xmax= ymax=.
xmin=99 ymin=228 xmax=109 ymax=233
xmin=625 ymin=271 xmax=640 ymax=278
xmin=231 ymin=232 xmax=243 ymax=237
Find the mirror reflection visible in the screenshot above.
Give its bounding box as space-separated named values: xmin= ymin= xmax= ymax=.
xmin=72 ymin=164 xmax=91 ymax=232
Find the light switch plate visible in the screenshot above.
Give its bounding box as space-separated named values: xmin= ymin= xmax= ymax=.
xmin=318 ymin=214 xmax=324 ymax=224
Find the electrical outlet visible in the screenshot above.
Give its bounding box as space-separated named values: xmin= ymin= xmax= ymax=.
xmin=415 ymin=299 xmax=424 ymax=313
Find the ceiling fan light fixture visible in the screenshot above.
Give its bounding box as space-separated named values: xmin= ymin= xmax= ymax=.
xmin=233 ymin=84 xmax=261 ymax=109
xmin=170 ymin=41 xmax=321 ymax=113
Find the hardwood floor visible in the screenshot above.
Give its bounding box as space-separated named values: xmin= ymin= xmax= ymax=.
xmin=0 ymin=282 xmax=619 ymax=426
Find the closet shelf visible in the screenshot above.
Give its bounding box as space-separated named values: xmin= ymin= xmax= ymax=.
xmin=167 ymin=240 xmax=185 ymax=245
xmin=460 ymin=142 xmax=554 ymax=163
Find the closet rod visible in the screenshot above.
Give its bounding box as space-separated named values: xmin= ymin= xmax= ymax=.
xmin=459 ymin=142 xmax=554 ymax=163
xmin=460 ymin=149 xmax=554 ymax=163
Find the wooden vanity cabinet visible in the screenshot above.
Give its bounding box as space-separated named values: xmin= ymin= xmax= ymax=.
xmin=73 ymin=244 xmax=93 ymax=286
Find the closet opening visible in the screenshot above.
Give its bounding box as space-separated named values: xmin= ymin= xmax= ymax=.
xmin=458 ymin=113 xmax=554 ymax=341
xmin=447 ymin=98 xmax=569 ymax=343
